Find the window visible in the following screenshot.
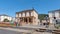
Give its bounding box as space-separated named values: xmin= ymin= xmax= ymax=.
xmin=25 ymin=12 xmax=26 ymax=17
xmin=24 ymin=18 xmax=27 ymax=22
xmin=21 ymin=13 xmax=23 ymax=17
xmin=29 ymin=12 xmax=31 ymax=16
xmin=19 ymin=13 xmax=21 ymax=17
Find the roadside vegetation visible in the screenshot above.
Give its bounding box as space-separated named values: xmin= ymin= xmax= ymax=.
xmin=3 ymin=18 xmax=10 ymax=22
xmin=38 ymin=14 xmax=48 ymax=21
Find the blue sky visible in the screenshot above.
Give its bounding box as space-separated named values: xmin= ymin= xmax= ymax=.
xmin=0 ymin=0 xmax=60 ymax=17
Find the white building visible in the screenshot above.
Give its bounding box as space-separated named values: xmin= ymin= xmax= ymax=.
xmin=48 ymin=9 xmax=60 ymax=24
xmin=42 ymin=20 xmax=49 ymax=23
xmin=0 ymin=14 xmax=15 ymax=22
xmin=16 ymin=9 xmax=40 ymax=25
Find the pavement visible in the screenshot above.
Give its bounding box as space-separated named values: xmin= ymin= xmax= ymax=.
xmin=0 ymin=25 xmax=57 ymax=30
xmin=19 ymin=25 xmax=46 ymax=29
xmin=0 ymin=25 xmax=46 ymax=30
xmin=19 ymin=25 xmax=60 ymax=30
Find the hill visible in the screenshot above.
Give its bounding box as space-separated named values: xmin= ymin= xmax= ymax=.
xmin=38 ymin=14 xmax=48 ymax=21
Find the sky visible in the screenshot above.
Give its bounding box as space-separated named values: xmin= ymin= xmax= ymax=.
xmin=0 ymin=0 xmax=60 ymax=17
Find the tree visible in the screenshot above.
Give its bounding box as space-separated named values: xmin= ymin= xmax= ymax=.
xmin=38 ymin=14 xmax=48 ymax=22
xmin=3 ymin=18 xmax=10 ymax=22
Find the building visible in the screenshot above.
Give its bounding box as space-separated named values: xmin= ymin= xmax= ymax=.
xmin=0 ymin=14 xmax=15 ymax=22
xmin=16 ymin=9 xmax=39 ymax=26
xmin=42 ymin=19 xmax=49 ymax=23
xmin=48 ymin=9 xmax=60 ymax=24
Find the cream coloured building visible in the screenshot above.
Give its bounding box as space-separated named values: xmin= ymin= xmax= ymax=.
xmin=16 ymin=9 xmax=39 ymax=25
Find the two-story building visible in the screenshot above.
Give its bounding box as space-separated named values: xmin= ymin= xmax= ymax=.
xmin=16 ymin=9 xmax=39 ymax=26
xmin=48 ymin=9 xmax=60 ymax=24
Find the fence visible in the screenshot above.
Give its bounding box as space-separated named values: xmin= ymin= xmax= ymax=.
xmin=0 ymin=22 xmax=16 ymax=27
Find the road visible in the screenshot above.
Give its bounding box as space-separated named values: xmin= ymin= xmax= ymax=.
xmin=0 ymin=29 xmax=24 ymax=34
xmin=0 ymin=26 xmax=53 ymax=34
xmin=0 ymin=27 xmax=34 ymax=34
xmin=0 ymin=25 xmax=55 ymax=34
xmin=0 ymin=29 xmax=52 ymax=34
xmin=0 ymin=25 xmax=56 ymax=32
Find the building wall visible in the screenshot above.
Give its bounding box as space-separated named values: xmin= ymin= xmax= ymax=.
xmin=16 ymin=10 xmax=39 ymax=25
xmin=31 ymin=11 xmax=34 ymax=16
xmin=19 ymin=13 xmax=21 ymax=17
xmin=42 ymin=20 xmax=49 ymax=23
xmin=0 ymin=16 xmax=15 ymax=22
xmin=49 ymin=12 xmax=53 ymax=23
xmin=49 ymin=13 xmax=53 ymax=18
xmin=26 ymin=12 xmax=29 ymax=17
xmin=16 ymin=11 xmax=34 ymax=17
xmin=33 ymin=11 xmax=38 ymax=25
xmin=49 ymin=18 xmax=53 ymax=23
xmin=55 ymin=12 xmax=59 ymax=18
xmin=22 ymin=12 xmax=24 ymax=17
xmin=49 ymin=11 xmax=60 ymax=24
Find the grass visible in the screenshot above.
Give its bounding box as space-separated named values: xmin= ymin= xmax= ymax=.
xmin=55 ymin=24 xmax=60 ymax=29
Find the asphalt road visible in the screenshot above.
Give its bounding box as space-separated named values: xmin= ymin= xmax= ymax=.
xmin=0 ymin=26 xmax=37 ymax=30
xmin=0 ymin=25 xmax=55 ymax=34
xmin=0 ymin=29 xmax=52 ymax=34
xmin=0 ymin=26 xmax=53 ymax=34
xmin=0 ymin=29 xmax=24 ymax=34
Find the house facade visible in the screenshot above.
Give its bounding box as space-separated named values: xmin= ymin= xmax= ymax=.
xmin=0 ymin=14 xmax=15 ymax=22
xmin=16 ymin=9 xmax=39 ymax=26
xmin=48 ymin=9 xmax=60 ymax=24
xmin=41 ymin=19 xmax=49 ymax=23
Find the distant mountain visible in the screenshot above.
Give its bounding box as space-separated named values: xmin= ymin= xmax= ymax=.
xmin=38 ymin=14 xmax=48 ymax=21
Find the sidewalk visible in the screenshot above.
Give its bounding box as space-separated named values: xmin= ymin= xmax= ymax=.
xmin=20 ymin=25 xmax=46 ymax=29
xmin=20 ymin=25 xmax=60 ymax=30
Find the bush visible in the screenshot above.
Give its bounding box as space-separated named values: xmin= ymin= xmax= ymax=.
xmin=3 ymin=18 xmax=10 ymax=22
xmin=55 ymin=24 xmax=60 ymax=29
